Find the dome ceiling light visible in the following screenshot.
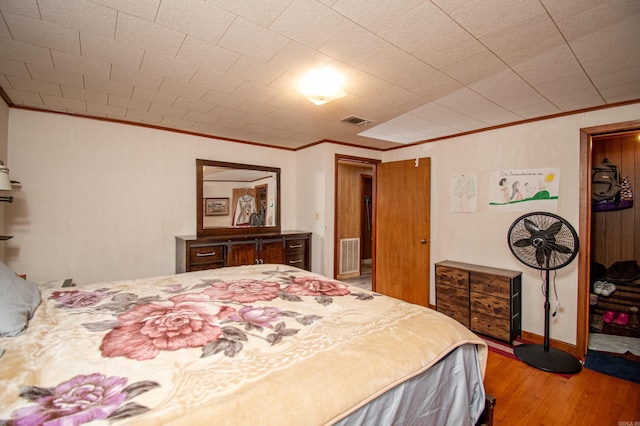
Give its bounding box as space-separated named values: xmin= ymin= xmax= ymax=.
xmin=297 ymin=67 xmax=347 ymax=106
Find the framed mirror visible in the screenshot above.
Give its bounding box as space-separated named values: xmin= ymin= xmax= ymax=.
xmin=196 ymin=159 xmax=281 ymax=236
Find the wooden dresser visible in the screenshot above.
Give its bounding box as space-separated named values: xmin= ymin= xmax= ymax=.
xmin=176 ymin=231 xmax=311 ymax=273
xmin=435 ymin=260 xmax=522 ymax=343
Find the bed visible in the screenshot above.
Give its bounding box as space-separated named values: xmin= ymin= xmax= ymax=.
xmin=1 ymin=263 xmax=488 ymax=425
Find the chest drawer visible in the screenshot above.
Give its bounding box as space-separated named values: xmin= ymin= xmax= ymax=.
xmin=470 ymin=272 xmax=511 ymax=297
xmin=435 ymin=266 xmax=469 ymax=290
xmin=285 ymin=238 xmax=307 ymax=254
xmin=189 ymin=245 xmax=225 ymax=264
xmin=470 ymin=293 xmax=510 ymax=319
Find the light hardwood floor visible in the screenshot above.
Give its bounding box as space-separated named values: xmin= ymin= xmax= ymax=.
xmin=484 ymin=351 xmax=640 ymax=425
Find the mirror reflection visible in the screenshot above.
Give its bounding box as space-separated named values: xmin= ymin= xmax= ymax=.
xmin=197 ymin=160 xmax=280 ymax=236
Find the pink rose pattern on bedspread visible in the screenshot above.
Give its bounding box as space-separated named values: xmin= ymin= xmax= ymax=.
xmin=2 ymin=269 xmax=375 ymax=425
xmin=5 ymin=373 xmax=159 ymax=426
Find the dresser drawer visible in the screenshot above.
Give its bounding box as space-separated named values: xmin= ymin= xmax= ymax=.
xmin=189 ymin=245 xmax=225 ymax=264
xmin=285 ymin=238 xmax=307 ymax=254
xmin=470 ymin=293 xmax=510 ymax=320
xmin=435 ymin=266 xmax=469 ymax=290
xmin=470 ymin=272 xmax=510 ymax=298
xmin=437 ymin=300 xmax=470 ymax=327
xmin=437 ymin=284 xmax=469 ymax=307
xmin=471 ymin=312 xmax=511 ymax=342
xmin=285 ymin=253 xmax=307 ymax=270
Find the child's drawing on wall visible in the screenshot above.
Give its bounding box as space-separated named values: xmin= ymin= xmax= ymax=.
xmin=489 ymin=168 xmax=559 ymax=212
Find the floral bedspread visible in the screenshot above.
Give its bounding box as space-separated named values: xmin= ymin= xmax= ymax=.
xmin=0 ymin=264 xmax=487 ymax=425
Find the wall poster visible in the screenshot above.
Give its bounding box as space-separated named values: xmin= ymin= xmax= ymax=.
xmin=489 ymin=168 xmax=559 ymax=212
xmin=451 ymin=174 xmax=477 ymax=212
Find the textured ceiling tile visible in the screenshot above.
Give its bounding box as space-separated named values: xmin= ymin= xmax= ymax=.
xmin=41 ymin=94 xmax=87 ymax=110
xmin=332 ymin=0 xmax=424 ymax=32
xmin=140 ymin=52 xmax=198 ymax=83
xmin=235 ymin=99 xmax=278 ymax=116
xmin=438 ymin=49 xmax=507 ymax=86
xmin=173 ymin=97 xmax=215 ymax=114
xmin=155 ymin=0 xmax=234 ymax=44
xmin=84 ymin=75 xmax=133 ymax=97
xmin=38 ymin=0 xmax=117 ymax=39
xmin=358 ymin=46 xmax=442 ymax=90
xmin=267 ymin=42 xmax=331 ymax=76
xmin=148 ymin=103 xmax=188 ymax=119
xmin=108 ymin=93 xmax=150 ymax=111
xmin=227 ymin=56 xmax=284 ymax=86
xmin=27 ymin=64 xmax=84 ymax=88
xmin=4 ymin=12 xmax=81 ymax=54
xmin=2 ymin=87 xmax=44 ymax=105
xmin=437 ymin=0 xmax=546 ymax=38
xmin=125 ymin=108 xmax=164 ymax=123
xmin=512 ymin=45 xmax=585 ymax=85
xmin=0 ymin=58 xmax=30 ymax=78
xmin=319 ymin=25 xmax=390 ymax=66
xmin=270 ymin=0 xmax=349 ymax=48
xmin=200 ymin=90 xmax=244 ymax=109
xmin=62 ymin=86 xmax=109 ymax=104
xmin=0 ymin=0 xmax=40 ymax=19
xmin=232 ymin=82 xmax=279 ymax=104
xmin=176 ymin=36 xmax=240 ymax=74
xmin=6 ymin=75 xmax=62 ymax=96
xmin=218 ymin=17 xmax=289 ymax=62
xmin=205 ymin=0 xmax=291 ymax=27
xmin=86 ymin=101 xmax=127 ymax=117
xmin=480 ymin=13 xmax=565 ymax=67
xmin=158 ymin=78 xmax=208 ymax=100
xmin=80 ymin=34 xmax=144 ymax=69
xmin=87 ymin=0 xmax=162 ymax=21
xmin=115 ymin=13 xmax=185 ymax=57
xmin=111 ymin=65 xmax=164 ymax=91
xmin=535 ymin=74 xmax=603 ymax=110
xmin=160 ymin=115 xmax=196 ymax=129
xmin=132 ymin=86 xmax=177 ymax=106
xmin=190 ymin=68 xmax=242 ymax=95
xmin=0 ymin=38 xmax=53 ymax=67
xmin=51 ymin=50 xmax=111 ymax=80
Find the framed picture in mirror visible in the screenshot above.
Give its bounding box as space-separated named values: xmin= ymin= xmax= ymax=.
xmin=204 ymin=198 xmax=229 ymax=216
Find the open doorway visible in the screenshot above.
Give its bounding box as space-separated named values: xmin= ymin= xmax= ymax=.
xmin=578 ymin=120 xmax=640 ymax=359
xmin=334 ymin=155 xmax=379 ymax=290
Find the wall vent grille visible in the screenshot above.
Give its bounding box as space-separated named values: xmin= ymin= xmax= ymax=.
xmin=339 ymin=238 xmax=360 ymax=275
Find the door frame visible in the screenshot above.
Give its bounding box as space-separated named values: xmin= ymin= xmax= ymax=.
xmin=578 ymin=119 xmax=640 ymax=358
xmin=334 ymin=154 xmax=380 ymax=282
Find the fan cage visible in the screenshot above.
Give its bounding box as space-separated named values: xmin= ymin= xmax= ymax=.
xmin=507 ymin=212 xmax=579 ymax=271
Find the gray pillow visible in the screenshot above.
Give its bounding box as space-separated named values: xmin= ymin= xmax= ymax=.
xmin=0 ymin=261 xmax=41 ymax=337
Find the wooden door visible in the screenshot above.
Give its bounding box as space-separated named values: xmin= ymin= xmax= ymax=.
xmin=375 ymin=158 xmax=431 ymax=306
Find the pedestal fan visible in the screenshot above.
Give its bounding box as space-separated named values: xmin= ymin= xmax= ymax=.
xmin=507 ymin=212 xmax=582 ymax=374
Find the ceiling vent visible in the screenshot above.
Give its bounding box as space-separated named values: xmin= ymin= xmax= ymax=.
xmin=341 ymin=115 xmax=371 ymax=126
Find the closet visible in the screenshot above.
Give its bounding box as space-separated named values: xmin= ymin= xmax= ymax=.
xmin=589 ymin=131 xmax=640 ymax=339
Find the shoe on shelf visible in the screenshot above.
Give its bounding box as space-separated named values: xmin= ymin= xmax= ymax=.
xmin=601 ymin=282 xmax=617 ymax=297
xmin=602 ymin=310 xmax=617 ymax=323
xmin=590 ymin=294 xmax=599 ymax=305
xmin=593 ymin=281 xmax=605 ymax=295
xmin=614 ymin=312 xmax=630 ymax=326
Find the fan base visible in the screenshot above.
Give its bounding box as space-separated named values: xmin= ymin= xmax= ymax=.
xmin=514 ymin=344 xmax=582 ymax=374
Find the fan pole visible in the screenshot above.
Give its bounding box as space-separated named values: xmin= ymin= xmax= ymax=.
xmin=513 ymin=267 xmax=582 ymax=374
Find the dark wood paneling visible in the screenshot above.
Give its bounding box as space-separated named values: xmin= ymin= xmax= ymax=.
xmin=591 ymin=133 xmax=639 ymax=267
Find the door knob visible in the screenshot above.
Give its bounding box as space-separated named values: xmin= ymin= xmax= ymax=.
xmin=420 ymin=239 xmax=427 ymax=244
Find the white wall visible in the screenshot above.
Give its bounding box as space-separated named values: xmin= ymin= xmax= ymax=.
xmin=381 ymin=103 xmax=640 ymax=345
xmin=6 ymin=103 xmax=640 ymax=346
xmin=294 ymin=142 xmax=382 ymax=276
xmin=7 ymin=109 xmax=296 ymax=284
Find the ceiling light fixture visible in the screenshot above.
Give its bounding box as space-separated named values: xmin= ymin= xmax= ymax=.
xmin=297 ymin=67 xmax=346 ymax=105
